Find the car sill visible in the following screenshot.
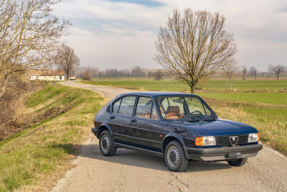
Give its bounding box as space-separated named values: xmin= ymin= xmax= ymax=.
xmin=115 ymin=143 xmax=163 ymax=157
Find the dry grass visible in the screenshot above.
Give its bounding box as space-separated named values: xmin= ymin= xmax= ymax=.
xmin=0 ymin=84 xmax=104 ymax=192
xmin=0 ymin=82 xmax=44 ymax=141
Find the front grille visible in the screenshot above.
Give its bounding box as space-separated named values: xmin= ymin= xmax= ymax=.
xmin=216 ymin=135 xmax=248 ymax=146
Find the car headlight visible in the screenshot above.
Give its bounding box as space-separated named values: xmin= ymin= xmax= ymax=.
xmin=195 ymin=136 xmax=216 ymax=146
xmin=248 ymin=133 xmax=259 ymax=143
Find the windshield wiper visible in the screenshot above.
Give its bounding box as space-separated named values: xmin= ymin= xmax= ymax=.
xmin=190 ymin=116 xmax=196 ymax=119
xmin=210 ymin=114 xmax=217 ymax=119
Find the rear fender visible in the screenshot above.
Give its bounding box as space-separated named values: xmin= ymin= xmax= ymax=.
xmin=98 ymin=123 xmax=113 ymax=137
xmin=97 ymin=124 xmax=116 ymax=148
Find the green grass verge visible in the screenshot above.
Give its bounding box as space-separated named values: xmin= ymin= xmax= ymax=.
xmin=0 ymin=84 xmax=103 ymax=192
xmin=80 ymin=78 xmax=287 ymax=92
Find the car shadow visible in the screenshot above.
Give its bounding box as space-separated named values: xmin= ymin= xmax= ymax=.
xmin=58 ymin=142 xmax=232 ymax=173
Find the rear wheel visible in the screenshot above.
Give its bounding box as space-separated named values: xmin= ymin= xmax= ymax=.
xmin=165 ymin=141 xmax=188 ymax=172
xmin=99 ymin=130 xmax=117 ymax=156
xmin=227 ymin=158 xmax=248 ymax=166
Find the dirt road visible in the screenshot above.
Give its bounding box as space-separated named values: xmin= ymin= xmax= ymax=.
xmin=53 ymin=81 xmax=287 ymax=192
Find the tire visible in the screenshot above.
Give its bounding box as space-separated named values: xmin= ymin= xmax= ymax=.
xmin=99 ymin=130 xmax=117 ymax=156
xmin=164 ymin=141 xmax=188 ymax=172
xmin=227 ymin=158 xmax=248 ymax=167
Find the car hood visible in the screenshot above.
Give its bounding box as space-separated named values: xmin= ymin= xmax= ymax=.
xmin=170 ymin=119 xmax=258 ymax=136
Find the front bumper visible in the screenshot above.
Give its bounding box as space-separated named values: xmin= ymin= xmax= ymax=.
xmin=184 ymin=144 xmax=263 ymax=161
xmin=91 ymin=128 xmax=99 ymax=138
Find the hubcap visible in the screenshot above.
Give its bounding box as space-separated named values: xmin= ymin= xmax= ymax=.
xmin=167 ymin=146 xmax=180 ymax=167
xmin=101 ymin=134 xmax=110 ymax=153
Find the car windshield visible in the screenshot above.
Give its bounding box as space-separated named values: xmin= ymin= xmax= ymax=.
xmin=156 ymin=96 xmax=214 ymax=120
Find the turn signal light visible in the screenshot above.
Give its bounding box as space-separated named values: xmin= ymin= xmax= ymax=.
xmin=258 ymin=133 xmax=260 ymax=141
xmin=195 ymin=137 xmax=203 ymax=146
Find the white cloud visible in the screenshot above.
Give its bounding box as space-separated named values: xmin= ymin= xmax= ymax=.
xmin=69 ymin=27 xmax=94 ymax=36
xmin=53 ymin=0 xmax=287 ymax=70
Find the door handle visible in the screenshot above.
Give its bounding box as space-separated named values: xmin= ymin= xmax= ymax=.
xmin=131 ymin=119 xmax=137 ymax=123
xmin=110 ymin=115 xmax=115 ymax=119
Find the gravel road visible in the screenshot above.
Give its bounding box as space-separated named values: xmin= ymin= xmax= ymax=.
xmin=52 ymin=81 xmax=287 ymax=192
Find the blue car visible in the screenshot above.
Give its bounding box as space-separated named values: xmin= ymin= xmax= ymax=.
xmin=92 ymin=92 xmax=262 ymax=172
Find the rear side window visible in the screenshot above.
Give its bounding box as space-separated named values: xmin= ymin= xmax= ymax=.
xmin=113 ymin=99 xmax=121 ymax=113
xmin=118 ymin=96 xmax=136 ymax=116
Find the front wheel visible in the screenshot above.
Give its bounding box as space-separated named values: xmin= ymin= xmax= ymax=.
xmin=165 ymin=141 xmax=188 ymax=172
xmin=99 ymin=130 xmax=117 ymax=156
xmin=227 ymin=158 xmax=247 ymax=167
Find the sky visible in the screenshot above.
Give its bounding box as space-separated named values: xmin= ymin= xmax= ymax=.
xmin=53 ymin=0 xmax=287 ymax=71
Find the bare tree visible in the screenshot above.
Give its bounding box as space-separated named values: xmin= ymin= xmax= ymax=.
xmin=0 ymin=0 xmax=70 ymax=99
xmin=268 ymin=64 xmax=274 ymax=76
xmin=222 ymin=59 xmax=239 ymax=90
xmin=249 ymin=66 xmax=257 ymax=80
xmin=56 ymin=45 xmax=80 ymax=79
xmin=154 ymin=9 xmax=237 ymax=93
xmin=241 ymin=65 xmax=247 ymax=80
xmin=79 ymin=66 xmax=93 ymax=80
xmin=130 ymin=66 xmax=142 ymax=77
xmin=154 ymin=70 xmax=164 ymax=81
xmin=273 ymin=65 xmax=284 ymax=80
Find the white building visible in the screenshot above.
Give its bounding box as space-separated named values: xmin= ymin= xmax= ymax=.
xmin=28 ymin=70 xmax=65 ymax=81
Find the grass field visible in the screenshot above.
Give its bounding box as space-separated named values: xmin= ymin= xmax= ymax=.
xmin=81 ymin=77 xmax=287 ymax=92
xmin=197 ymin=92 xmax=287 ymax=105
xmin=0 ymin=84 xmax=103 ymax=192
xmin=81 ymin=77 xmax=287 ymax=155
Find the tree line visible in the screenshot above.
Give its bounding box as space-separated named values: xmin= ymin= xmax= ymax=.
xmin=76 ymin=66 xmax=170 ymax=80
xmin=77 ymin=63 xmax=286 ymax=81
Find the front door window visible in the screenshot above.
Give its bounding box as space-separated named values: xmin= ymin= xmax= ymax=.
xmin=135 ymin=97 xmax=153 ymax=119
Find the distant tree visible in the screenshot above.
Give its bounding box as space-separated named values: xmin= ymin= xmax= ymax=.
xmin=268 ymin=64 xmax=274 ymax=76
xmin=242 ymin=65 xmax=247 ymax=80
xmin=154 ymin=9 xmax=237 ymax=93
xmin=80 ymin=67 xmax=93 ymax=81
xmin=273 ymin=65 xmax=284 ymax=80
xmin=130 ymin=66 xmax=142 ymax=77
xmin=222 ymin=59 xmax=239 ymax=90
xmin=56 ymin=45 xmax=80 ymax=79
xmin=249 ymin=66 xmax=257 ymax=80
xmin=154 ymin=70 xmax=164 ymax=81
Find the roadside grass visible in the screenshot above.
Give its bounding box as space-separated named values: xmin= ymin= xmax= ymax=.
xmin=0 ymin=84 xmax=104 ymax=192
xmin=80 ymin=78 xmax=287 ymax=92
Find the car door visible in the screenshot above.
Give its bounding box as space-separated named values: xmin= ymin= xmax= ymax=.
xmin=109 ymin=96 xmax=136 ymax=145
xmin=130 ymin=96 xmax=162 ymax=152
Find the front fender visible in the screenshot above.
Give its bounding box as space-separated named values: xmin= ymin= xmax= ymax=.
xmin=162 ymin=133 xmax=186 ymax=151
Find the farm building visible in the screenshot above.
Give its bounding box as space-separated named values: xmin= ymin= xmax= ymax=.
xmin=28 ymin=70 xmax=65 ymax=81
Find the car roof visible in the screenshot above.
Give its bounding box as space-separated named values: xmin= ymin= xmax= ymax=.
xmin=116 ymin=91 xmax=198 ymax=98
